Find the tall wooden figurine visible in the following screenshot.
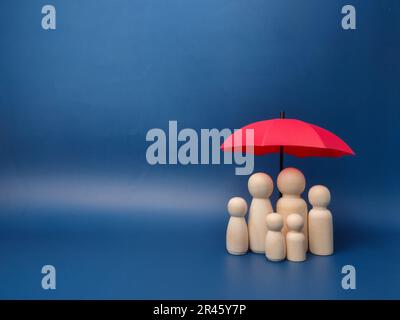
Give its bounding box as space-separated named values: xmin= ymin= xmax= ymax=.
xmin=248 ymin=173 xmax=274 ymax=253
xmin=276 ymin=167 xmax=309 ymax=251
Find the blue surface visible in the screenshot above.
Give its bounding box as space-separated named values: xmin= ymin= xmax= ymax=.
xmin=0 ymin=0 xmax=400 ymax=299
xmin=0 ymin=203 xmax=399 ymax=299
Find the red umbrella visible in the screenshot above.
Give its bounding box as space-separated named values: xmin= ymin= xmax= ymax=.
xmin=221 ymin=112 xmax=355 ymax=171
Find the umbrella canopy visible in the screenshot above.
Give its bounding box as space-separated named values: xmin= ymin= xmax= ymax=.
xmin=221 ymin=118 xmax=355 ymax=158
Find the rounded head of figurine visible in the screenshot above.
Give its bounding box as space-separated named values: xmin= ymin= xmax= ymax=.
xmin=277 ymin=167 xmax=306 ymax=195
xmin=227 ymin=197 xmax=247 ymax=217
xmin=286 ymin=213 xmax=304 ymax=232
xmin=266 ymin=213 xmax=283 ymax=231
xmin=308 ymin=185 xmax=331 ymax=208
xmin=248 ymin=172 xmax=274 ymax=198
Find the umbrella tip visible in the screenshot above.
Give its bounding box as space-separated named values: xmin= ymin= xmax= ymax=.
xmin=280 ymin=110 xmax=286 ymax=119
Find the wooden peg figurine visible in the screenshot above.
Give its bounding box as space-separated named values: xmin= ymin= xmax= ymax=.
xmin=308 ymin=185 xmax=334 ymax=256
xmin=248 ymin=172 xmax=274 ymax=254
xmin=286 ymin=213 xmax=306 ymax=262
xmin=226 ymin=197 xmax=249 ymax=255
xmin=265 ymin=213 xmax=286 ymax=261
xmin=276 ymin=167 xmax=309 ymax=251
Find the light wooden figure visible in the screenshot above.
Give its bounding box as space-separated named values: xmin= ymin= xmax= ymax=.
xmin=308 ymin=185 xmax=334 ymax=256
xmin=286 ymin=213 xmax=306 ymax=262
xmin=248 ymin=172 xmax=274 ymax=254
xmin=265 ymin=213 xmax=286 ymax=261
xmin=226 ymin=197 xmax=249 ymax=255
xmin=276 ymin=167 xmax=309 ymax=251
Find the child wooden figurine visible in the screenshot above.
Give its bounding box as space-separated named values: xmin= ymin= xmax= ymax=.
xmin=265 ymin=213 xmax=286 ymax=261
xmin=286 ymin=213 xmax=306 ymax=262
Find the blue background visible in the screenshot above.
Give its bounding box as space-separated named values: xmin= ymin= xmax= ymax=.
xmin=0 ymin=0 xmax=399 ymax=299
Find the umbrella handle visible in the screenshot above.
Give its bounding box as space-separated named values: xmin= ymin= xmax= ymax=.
xmin=279 ymin=111 xmax=285 ymax=198
xmin=279 ymin=111 xmax=285 ymax=172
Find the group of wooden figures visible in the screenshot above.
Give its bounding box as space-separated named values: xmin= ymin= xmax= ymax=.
xmin=226 ymin=167 xmax=333 ymax=262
